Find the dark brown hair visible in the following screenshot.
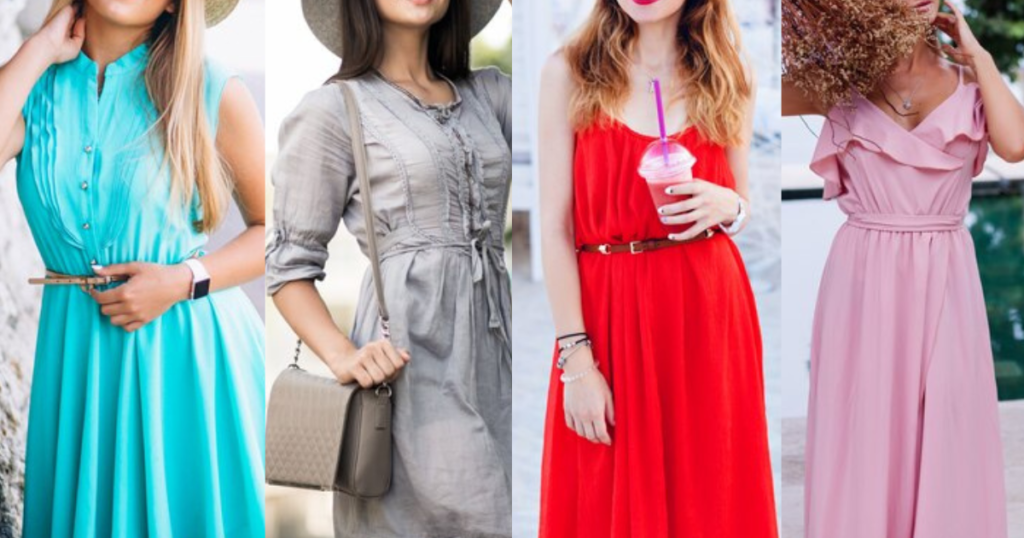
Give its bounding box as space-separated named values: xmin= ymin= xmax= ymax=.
xmin=332 ymin=0 xmax=471 ymax=81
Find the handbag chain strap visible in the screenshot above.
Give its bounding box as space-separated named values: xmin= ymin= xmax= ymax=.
xmin=291 ymin=80 xmax=391 ymax=372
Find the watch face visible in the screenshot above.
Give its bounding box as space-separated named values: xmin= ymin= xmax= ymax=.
xmin=193 ymin=279 xmax=211 ymax=299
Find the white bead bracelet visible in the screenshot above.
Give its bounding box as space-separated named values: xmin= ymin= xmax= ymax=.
xmin=560 ymin=361 xmax=599 ymax=384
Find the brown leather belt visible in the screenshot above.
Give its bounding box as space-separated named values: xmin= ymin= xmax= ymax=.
xmin=578 ymin=228 xmax=715 ymax=255
xmin=28 ymin=270 xmax=128 ymax=287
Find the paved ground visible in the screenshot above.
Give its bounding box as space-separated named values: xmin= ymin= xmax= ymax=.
xmin=781 ymin=403 xmax=1024 ymax=538
xmin=511 ymin=274 xmax=783 ymax=538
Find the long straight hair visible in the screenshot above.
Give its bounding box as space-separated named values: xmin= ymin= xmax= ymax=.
xmin=46 ymin=0 xmax=231 ymax=233
xmin=566 ymin=0 xmax=752 ymax=146
xmin=331 ymin=0 xmax=472 ymax=81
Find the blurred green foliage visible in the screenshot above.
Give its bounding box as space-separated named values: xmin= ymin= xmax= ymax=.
xmin=472 ymin=37 xmax=512 ymax=75
xmin=964 ymin=0 xmax=1024 ymax=78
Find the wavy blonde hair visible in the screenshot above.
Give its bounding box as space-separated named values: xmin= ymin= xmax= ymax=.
xmin=566 ymin=0 xmax=751 ymax=146
xmin=47 ymin=0 xmax=231 ymax=233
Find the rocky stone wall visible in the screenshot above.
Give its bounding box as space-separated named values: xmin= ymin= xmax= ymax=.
xmin=0 ymin=1 xmax=43 ymax=536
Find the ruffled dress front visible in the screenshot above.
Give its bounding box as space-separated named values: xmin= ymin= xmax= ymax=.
xmin=805 ymin=69 xmax=1007 ymax=537
xmin=17 ymin=45 xmax=265 ymax=537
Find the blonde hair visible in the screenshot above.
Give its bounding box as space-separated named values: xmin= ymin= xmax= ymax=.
xmin=47 ymin=0 xmax=231 ymax=233
xmin=565 ymin=0 xmax=751 ymax=146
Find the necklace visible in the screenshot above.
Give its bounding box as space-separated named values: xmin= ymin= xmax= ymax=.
xmin=882 ymin=76 xmax=925 ymax=112
xmin=635 ymin=64 xmax=675 ymax=94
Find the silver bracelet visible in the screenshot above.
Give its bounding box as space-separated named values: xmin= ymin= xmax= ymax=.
xmin=556 ymin=338 xmax=591 ymax=370
xmin=560 ymin=361 xmax=599 ymax=384
xmin=718 ymin=195 xmax=748 ymax=236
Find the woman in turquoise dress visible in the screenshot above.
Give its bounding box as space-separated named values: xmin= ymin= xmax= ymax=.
xmin=0 ymin=1 xmax=266 ymax=536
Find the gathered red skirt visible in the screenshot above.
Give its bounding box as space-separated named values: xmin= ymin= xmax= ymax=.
xmin=538 ymin=119 xmax=778 ymax=538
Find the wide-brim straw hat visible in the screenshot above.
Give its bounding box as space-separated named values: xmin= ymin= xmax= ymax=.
xmin=301 ymin=0 xmax=503 ymax=58
xmin=206 ymin=0 xmax=240 ymax=27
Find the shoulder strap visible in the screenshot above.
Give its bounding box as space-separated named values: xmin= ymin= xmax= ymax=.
xmin=291 ymin=81 xmax=392 ymax=368
xmin=338 ymin=80 xmax=391 ymax=333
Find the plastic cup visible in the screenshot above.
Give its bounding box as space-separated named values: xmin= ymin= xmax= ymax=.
xmin=638 ymin=139 xmax=697 ymax=234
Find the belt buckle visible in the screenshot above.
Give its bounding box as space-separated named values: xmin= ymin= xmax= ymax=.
xmin=629 ymin=241 xmax=643 ymax=254
xmin=597 ymin=244 xmax=611 ymax=255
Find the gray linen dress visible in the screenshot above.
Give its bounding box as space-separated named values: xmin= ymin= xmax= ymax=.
xmin=266 ymin=68 xmax=512 ymax=538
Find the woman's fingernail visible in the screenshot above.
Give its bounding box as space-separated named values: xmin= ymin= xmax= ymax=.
xmin=91 ymin=264 xmax=103 ymax=273
xmin=657 ymin=207 xmax=665 ymax=215
xmin=665 ymin=188 xmax=673 ymax=194
xmin=660 ymin=217 xmax=669 ymax=223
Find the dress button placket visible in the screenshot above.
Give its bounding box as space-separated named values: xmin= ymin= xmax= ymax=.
xmin=81 ymin=65 xmax=101 ymax=269
xmin=82 ymin=138 xmax=96 ymax=261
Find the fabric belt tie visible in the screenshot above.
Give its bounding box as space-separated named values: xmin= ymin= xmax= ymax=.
xmin=378 ymin=225 xmax=509 ymax=351
xmin=469 ymin=221 xmax=509 ymax=350
xmin=846 ymin=214 xmax=965 ymax=233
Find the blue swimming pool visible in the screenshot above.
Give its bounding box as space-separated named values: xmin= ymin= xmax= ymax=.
xmin=968 ymin=185 xmax=1024 ymax=401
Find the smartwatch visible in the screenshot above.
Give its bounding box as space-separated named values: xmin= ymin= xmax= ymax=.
xmin=183 ymin=258 xmax=211 ymax=300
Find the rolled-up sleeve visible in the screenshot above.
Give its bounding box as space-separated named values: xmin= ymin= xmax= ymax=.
xmin=266 ymin=85 xmax=354 ymax=295
xmin=474 ymin=67 xmax=511 ymax=148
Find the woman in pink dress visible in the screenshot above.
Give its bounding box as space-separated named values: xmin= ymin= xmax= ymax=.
xmin=782 ymin=2 xmax=1024 ymax=537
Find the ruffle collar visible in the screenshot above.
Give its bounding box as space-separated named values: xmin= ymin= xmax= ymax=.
xmin=810 ymin=81 xmax=986 ymax=200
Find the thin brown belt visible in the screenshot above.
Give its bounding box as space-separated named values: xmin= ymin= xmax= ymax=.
xmin=28 ymin=270 xmax=128 ymax=287
xmin=578 ymin=228 xmax=715 ymax=255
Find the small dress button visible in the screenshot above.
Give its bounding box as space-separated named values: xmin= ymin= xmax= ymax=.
xmin=84 ymin=145 xmax=93 ymax=154
xmin=81 ymin=181 xmax=89 ymax=190
xmin=82 ymin=223 xmax=90 ymax=230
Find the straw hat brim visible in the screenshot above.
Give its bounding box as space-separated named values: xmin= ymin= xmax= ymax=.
xmin=206 ymin=0 xmax=240 ymax=27
xmin=302 ymin=0 xmax=503 ymax=59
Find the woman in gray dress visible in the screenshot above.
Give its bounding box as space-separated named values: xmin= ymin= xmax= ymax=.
xmin=265 ymin=0 xmax=511 ymax=536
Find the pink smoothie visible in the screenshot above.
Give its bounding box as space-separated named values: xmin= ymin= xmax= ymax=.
xmin=638 ymin=146 xmax=695 ymax=235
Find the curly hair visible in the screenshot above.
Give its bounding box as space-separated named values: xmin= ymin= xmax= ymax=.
xmin=783 ymin=0 xmax=929 ymax=111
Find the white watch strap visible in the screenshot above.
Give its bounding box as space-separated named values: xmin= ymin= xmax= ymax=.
xmin=183 ymin=258 xmax=210 ymax=284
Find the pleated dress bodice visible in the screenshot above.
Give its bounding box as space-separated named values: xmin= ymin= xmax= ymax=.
xmin=17 ymin=45 xmax=265 ymax=538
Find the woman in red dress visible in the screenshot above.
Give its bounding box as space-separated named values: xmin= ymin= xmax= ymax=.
xmin=536 ymin=1 xmax=777 ymax=536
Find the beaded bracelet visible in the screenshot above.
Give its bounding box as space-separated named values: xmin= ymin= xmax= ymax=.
xmin=558 ymin=336 xmax=590 ymax=352
xmin=556 ymin=337 xmax=591 ymax=369
xmin=560 ymin=361 xmax=599 ymax=384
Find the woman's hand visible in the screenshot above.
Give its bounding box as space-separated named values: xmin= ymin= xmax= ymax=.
xmin=657 ymin=179 xmax=742 ymax=241
xmin=89 ymin=262 xmax=193 ymax=332
xmin=327 ymin=340 xmax=411 ymax=388
xmin=933 ymin=2 xmax=986 ymax=68
xmin=562 ymin=347 xmax=615 ymax=445
xmin=30 ymin=5 xmax=86 ymax=66
xmin=935 ymin=1 xmax=1024 ymax=162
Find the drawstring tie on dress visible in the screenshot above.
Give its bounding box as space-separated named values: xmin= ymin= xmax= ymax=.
xmin=469 ymin=220 xmax=509 ymax=351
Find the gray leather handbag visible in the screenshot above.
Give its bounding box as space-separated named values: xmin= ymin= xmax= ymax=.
xmin=265 ymin=81 xmax=394 ymax=498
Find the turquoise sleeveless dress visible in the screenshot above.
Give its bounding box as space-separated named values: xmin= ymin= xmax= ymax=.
xmin=16 ymin=44 xmax=265 ymax=537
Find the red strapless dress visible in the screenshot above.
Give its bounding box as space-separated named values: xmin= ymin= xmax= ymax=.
xmin=538 ymin=119 xmax=778 ymax=538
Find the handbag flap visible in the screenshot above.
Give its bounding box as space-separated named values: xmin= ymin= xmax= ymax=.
xmin=265 ymin=367 xmax=358 ymax=490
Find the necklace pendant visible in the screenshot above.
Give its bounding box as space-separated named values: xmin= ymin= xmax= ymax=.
xmin=902 ymin=99 xmax=912 ymax=111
